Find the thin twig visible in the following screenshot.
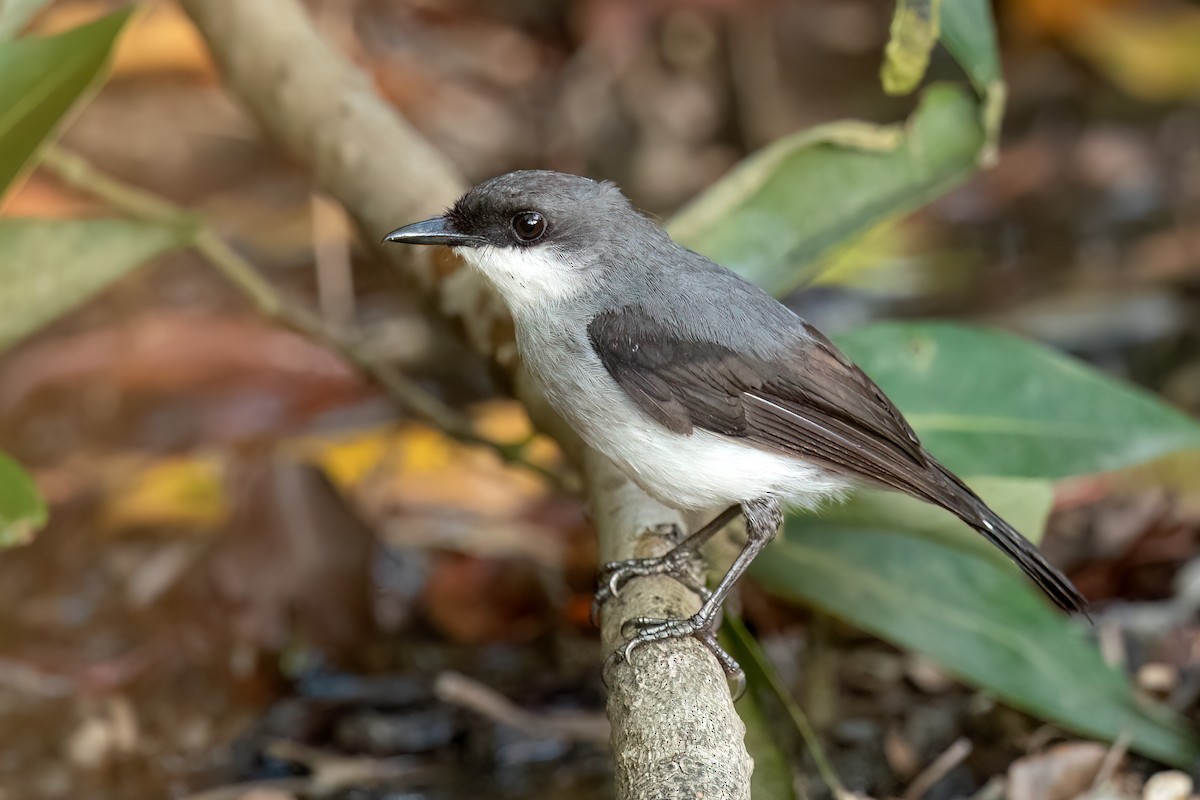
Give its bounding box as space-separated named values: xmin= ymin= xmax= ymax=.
xmin=902 ymin=737 xmax=973 ymax=800
xmin=265 ymin=739 xmax=432 ymax=791
xmin=180 ymin=778 xmax=311 ymax=800
xmin=434 ymin=671 xmax=610 ymax=743
xmin=39 ymin=144 xmax=560 ymax=485
xmin=1089 ymin=730 xmax=1131 ymax=791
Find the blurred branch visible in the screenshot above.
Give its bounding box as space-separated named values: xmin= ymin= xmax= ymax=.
xmin=902 ymin=738 xmax=972 ymax=800
xmin=40 ymin=144 xmax=557 ymax=483
xmin=175 ymin=0 xmax=753 ymax=794
xmin=434 ymin=671 xmax=610 ymax=743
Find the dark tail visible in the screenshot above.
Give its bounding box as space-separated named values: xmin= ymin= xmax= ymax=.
xmin=919 ymin=460 xmax=1089 ymax=616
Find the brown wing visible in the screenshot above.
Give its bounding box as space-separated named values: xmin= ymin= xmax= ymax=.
xmin=586 ymin=306 xmax=928 ymax=487
xmin=587 ymin=306 xmax=1089 ymax=615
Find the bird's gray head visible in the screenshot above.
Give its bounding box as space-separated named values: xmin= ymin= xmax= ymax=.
xmin=384 ymin=170 xmax=654 ymax=311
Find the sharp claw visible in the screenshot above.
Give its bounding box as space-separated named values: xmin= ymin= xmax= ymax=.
xmin=589 ymin=599 xmax=602 ymax=628
xmin=729 ymin=670 xmax=747 ymax=701
xmin=591 ymin=549 xmax=714 ymax=638
xmin=601 ymin=650 xmax=621 ymax=689
xmin=602 ymin=612 xmax=745 ymax=699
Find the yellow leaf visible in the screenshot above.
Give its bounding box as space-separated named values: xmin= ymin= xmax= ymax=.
xmin=307 ymin=428 xmax=394 ymax=487
xmin=399 ymin=426 xmax=457 ymax=473
xmin=101 ymin=455 xmax=228 ymax=532
xmin=472 ymin=400 xmax=534 ymax=442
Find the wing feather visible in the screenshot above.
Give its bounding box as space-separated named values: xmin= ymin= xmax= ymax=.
xmin=587 ymin=307 xmax=921 ymax=473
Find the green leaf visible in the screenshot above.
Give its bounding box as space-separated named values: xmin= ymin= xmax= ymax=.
xmin=752 ymin=523 xmax=1200 ymax=767
xmin=0 ymin=7 xmax=133 ymax=200
xmin=805 ymin=476 xmax=1054 ymax=573
xmin=834 ymin=322 xmax=1200 ymax=479
xmin=0 ymin=452 xmax=46 ymax=547
xmin=0 ymin=218 xmax=187 ymax=352
xmin=879 ymin=0 xmax=1004 ymax=159
xmin=881 ymin=0 xmax=944 ymax=96
xmin=939 ymin=0 xmax=1006 ymax=162
xmin=667 ymin=84 xmax=984 ymax=296
xmin=880 ymin=0 xmax=1001 ymax=98
xmin=940 ymin=0 xmax=1002 ymax=92
xmin=0 ymin=0 xmax=52 ymax=41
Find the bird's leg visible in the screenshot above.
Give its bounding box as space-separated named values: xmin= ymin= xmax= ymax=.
xmin=591 ymin=504 xmax=742 ymax=625
xmin=608 ymin=496 xmax=782 ymax=695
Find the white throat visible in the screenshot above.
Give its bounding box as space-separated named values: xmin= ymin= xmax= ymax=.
xmin=456 ymin=244 xmax=592 ymax=312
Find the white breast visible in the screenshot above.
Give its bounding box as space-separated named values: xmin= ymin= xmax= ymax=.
xmin=456 ymin=244 xmax=594 ymax=311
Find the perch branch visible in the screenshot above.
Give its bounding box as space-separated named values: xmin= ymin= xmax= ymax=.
xmin=177 ymin=0 xmax=753 ymax=796
xmin=587 ymin=451 xmax=753 ymax=799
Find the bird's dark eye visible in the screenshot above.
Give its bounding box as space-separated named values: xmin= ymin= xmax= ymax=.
xmin=511 ymin=211 xmax=546 ymax=243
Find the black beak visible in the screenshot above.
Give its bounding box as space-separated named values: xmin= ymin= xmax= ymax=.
xmin=382 ymin=216 xmax=480 ymax=247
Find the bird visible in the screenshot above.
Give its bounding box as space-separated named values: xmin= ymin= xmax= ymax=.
xmin=384 ymin=170 xmax=1088 ymax=682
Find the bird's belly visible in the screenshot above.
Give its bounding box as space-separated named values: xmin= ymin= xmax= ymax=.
xmin=518 ymin=323 xmax=847 ymax=510
xmin=583 ymin=416 xmax=848 ymax=511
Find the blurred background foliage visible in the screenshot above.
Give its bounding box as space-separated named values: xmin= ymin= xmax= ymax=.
xmin=1 ymin=0 xmax=1200 ymax=798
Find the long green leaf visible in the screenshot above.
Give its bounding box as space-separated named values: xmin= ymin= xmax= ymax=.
xmin=0 ymin=452 xmax=46 ymax=547
xmin=667 ymin=85 xmax=984 ymax=296
xmin=0 ymin=218 xmax=186 ymax=352
xmin=752 ymin=523 xmax=1200 ymax=767
xmin=0 ymin=7 xmax=132 ymax=200
xmin=834 ymin=322 xmax=1200 ymax=479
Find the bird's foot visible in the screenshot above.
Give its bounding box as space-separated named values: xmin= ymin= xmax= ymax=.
xmin=603 ymin=611 xmax=745 ymax=699
xmin=590 ymin=537 xmax=710 ymax=626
